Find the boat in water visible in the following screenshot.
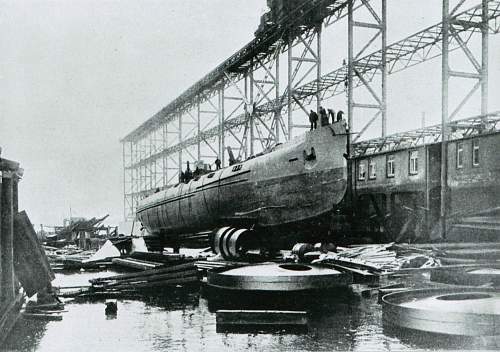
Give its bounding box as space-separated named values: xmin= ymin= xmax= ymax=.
xmin=137 ymin=122 xmax=348 ymax=256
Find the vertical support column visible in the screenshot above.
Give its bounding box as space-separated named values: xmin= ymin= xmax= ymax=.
xmin=219 ymin=87 xmax=225 ymax=166
xmin=122 ymin=143 xmax=126 ymax=220
xmin=1 ymin=173 xmax=15 ymax=303
xmin=346 ymin=0 xmax=356 ymax=223
xmin=316 ymin=24 xmax=322 ymax=113
xmin=249 ymin=69 xmax=255 ymax=156
xmin=481 ymin=0 xmax=489 ymax=116
xmin=12 ymin=174 xmax=19 ymax=295
xmin=149 ymin=132 xmax=154 ymax=191
xmin=381 ymin=0 xmax=387 ymax=137
xmin=0 ymin=172 xmax=2 ymax=296
xmin=178 ymin=113 xmax=183 ymax=179
xmin=275 ymin=54 xmax=280 ymax=142
xmin=287 ymin=34 xmax=293 ymax=139
xmin=162 ymin=123 xmax=167 ymax=187
xmin=197 ymin=102 xmax=201 ymax=161
xmin=133 ymin=141 xmax=138 ymax=214
xmin=244 ymin=75 xmax=249 ymax=159
xmin=441 ymin=0 xmax=450 ymax=238
xmin=347 ymin=0 xmax=354 ymax=147
xmin=347 ymin=0 xmax=386 ymax=142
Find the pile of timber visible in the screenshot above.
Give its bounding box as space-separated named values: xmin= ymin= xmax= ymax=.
xmin=44 ymin=246 xmax=113 ymax=270
xmin=401 ymin=241 xmax=500 ymax=265
xmin=312 ymin=243 xmax=439 ymax=276
xmin=61 ymin=262 xmax=200 ymax=299
xmin=92 ymin=262 xmax=199 ymax=289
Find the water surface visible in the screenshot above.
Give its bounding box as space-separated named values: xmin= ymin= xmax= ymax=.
xmin=3 ymin=271 xmax=498 ymax=351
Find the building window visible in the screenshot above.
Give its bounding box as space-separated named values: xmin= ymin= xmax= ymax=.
xmin=472 ymin=139 xmax=480 ymax=166
xmin=368 ymin=159 xmax=376 ymax=179
xmin=358 ymin=162 xmax=366 ymax=181
xmin=387 ymin=155 xmax=395 ymax=178
xmin=456 ymin=142 xmax=464 ymax=169
xmin=409 ymin=150 xmax=418 ymax=175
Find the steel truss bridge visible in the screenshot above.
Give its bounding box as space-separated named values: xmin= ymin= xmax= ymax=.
xmin=121 ymin=0 xmax=500 ymax=221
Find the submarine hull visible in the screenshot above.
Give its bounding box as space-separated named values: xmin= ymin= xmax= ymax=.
xmin=137 ymin=123 xmax=348 ymax=246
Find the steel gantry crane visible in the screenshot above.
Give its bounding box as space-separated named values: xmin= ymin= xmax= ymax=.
xmin=121 ymin=0 xmax=500 ymax=222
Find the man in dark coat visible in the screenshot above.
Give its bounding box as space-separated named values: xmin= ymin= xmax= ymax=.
xmin=215 ymin=157 xmax=222 ymax=170
xmin=328 ymin=108 xmax=335 ymax=124
xmin=185 ymin=161 xmax=193 ymax=182
xmin=319 ymin=106 xmax=328 ymax=126
xmin=309 ymin=110 xmax=318 ymax=130
xmin=337 ymin=110 xmax=344 ymax=122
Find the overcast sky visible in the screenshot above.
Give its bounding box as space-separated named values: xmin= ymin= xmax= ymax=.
xmin=1 ymin=0 xmax=498 ymax=229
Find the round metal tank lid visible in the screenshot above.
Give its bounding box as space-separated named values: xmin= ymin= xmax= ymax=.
xmin=207 ymin=263 xmax=352 ymax=292
xmin=430 ymin=266 xmax=500 ymax=286
xmin=382 ymin=288 xmax=500 ymax=336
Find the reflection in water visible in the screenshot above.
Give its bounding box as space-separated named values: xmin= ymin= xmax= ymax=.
xmin=3 ymin=317 xmax=49 ymax=351
xmin=3 ymin=271 xmax=498 ymax=351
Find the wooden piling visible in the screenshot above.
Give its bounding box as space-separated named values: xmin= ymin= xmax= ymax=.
xmin=0 ymin=171 xmax=3 ymax=301
xmin=1 ymin=172 xmax=15 ymax=303
xmin=0 ymin=157 xmax=24 ymax=344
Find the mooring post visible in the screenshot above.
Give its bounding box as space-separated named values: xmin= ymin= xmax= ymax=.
xmin=12 ymin=174 xmax=20 ymax=295
xmin=0 ymin=171 xmax=3 ymax=304
xmin=1 ymin=172 xmax=15 ymax=303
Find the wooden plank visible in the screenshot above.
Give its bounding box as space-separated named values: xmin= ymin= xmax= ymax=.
xmin=130 ymin=251 xmax=186 ymax=263
xmin=400 ymin=242 xmax=500 ymax=250
xmin=24 ymin=302 xmax=65 ymax=312
xmin=112 ymin=275 xmax=199 ymax=290
xmin=321 ymin=263 xmax=375 ymax=276
xmin=90 ymin=262 xmax=195 ymax=283
xmin=13 ymin=211 xmax=54 ymax=297
xmin=101 ymin=269 xmax=199 ymax=288
xmin=21 ymin=312 xmax=63 ymax=321
xmin=111 ymin=258 xmax=163 ymax=270
xmin=216 ymin=310 xmax=308 ymax=326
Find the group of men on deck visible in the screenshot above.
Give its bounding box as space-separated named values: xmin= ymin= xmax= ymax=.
xmin=309 ymin=106 xmax=344 ymax=130
xmin=178 ymin=107 xmax=345 ymax=183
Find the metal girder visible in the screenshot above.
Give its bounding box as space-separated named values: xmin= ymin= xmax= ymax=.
xmin=292 ymin=0 xmax=500 ymax=103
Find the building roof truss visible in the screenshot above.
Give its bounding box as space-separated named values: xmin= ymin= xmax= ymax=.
xmin=352 ymin=111 xmax=500 ymax=157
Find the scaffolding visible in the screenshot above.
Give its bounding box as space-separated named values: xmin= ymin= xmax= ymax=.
xmin=122 ymin=0 xmax=500 ymax=221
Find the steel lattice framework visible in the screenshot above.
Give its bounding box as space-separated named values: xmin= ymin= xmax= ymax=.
xmin=122 ymin=0 xmax=500 ymax=221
